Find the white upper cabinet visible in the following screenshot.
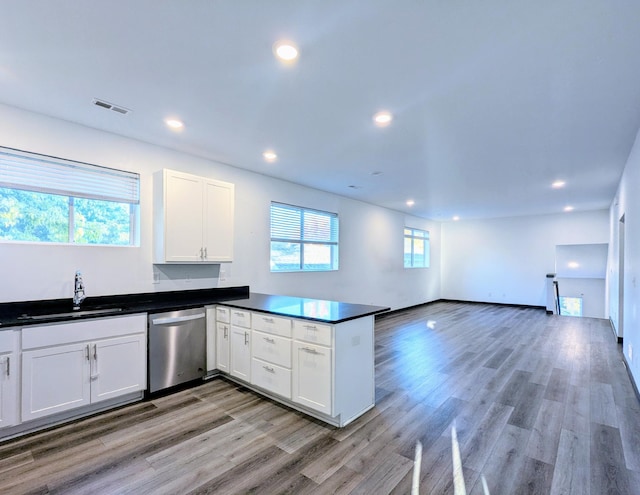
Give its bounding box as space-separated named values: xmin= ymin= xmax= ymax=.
xmin=154 ymin=169 xmax=234 ymax=263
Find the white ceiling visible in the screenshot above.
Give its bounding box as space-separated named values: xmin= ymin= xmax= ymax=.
xmin=2 ymin=1 xmax=640 ymax=221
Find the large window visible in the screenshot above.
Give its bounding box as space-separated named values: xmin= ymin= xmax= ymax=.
xmin=270 ymin=202 xmax=339 ymax=272
xmin=0 ymin=147 xmax=139 ymax=246
xmin=404 ymin=227 xmax=430 ymax=268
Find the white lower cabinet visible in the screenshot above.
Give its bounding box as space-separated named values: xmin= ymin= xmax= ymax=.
xmin=22 ymin=342 xmax=91 ymax=419
xmin=0 ymin=331 xmax=19 ymax=429
xmin=292 ymin=341 xmax=332 ymax=414
xmin=251 ymin=325 xmax=292 ymax=398
xmin=215 ymin=322 xmax=230 ymax=373
xmin=91 ymin=334 xmax=146 ymax=403
xmin=230 ymin=325 xmax=251 ymax=381
xmin=21 ymin=314 xmax=147 ymax=422
xmin=214 ymin=306 xmax=230 ymax=372
xmin=214 ymin=306 xmax=375 ymax=427
xmin=206 ymin=307 xmax=216 ymax=372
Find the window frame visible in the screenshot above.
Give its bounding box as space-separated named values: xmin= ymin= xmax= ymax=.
xmin=404 ymin=227 xmax=430 ymax=268
xmin=0 ymin=146 xmax=140 ymax=246
xmin=270 ymin=201 xmax=339 ymax=272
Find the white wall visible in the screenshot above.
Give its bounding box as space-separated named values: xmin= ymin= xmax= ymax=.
xmin=608 ymin=126 xmax=640 ymax=388
xmin=441 ymin=211 xmax=610 ymax=307
xmin=0 ymin=103 xmax=440 ymax=310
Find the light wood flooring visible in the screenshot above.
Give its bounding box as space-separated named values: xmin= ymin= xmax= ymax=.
xmin=1 ymin=301 xmax=639 ymax=494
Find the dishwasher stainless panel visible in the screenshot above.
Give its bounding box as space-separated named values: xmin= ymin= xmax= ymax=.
xmin=148 ymin=307 xmax=206 ymax=393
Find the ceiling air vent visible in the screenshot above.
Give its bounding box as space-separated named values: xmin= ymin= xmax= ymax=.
xmin=93 ymin=98 xmax=131 ymax=115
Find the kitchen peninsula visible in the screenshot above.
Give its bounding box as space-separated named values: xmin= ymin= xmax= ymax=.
xmin=212 ymin=293 xmax=389 ymax=427
xmin=0 ymin=287 xmax=388 ymax=439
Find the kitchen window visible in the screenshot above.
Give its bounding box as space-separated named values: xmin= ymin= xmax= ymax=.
xmin=404 ymin=227 xmax=429 ymax=268
xmin=270 ymin=202 xmax=339 ymax=272
xmin=0 ymin=146 xmax=139 ymax=246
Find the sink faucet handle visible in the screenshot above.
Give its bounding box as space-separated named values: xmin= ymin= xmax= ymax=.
xmin=73 ymin=271 xmax=86 ymax=308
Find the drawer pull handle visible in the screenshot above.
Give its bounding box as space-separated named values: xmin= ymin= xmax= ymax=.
xmin=4 ymin=356 xmax=9 ymax=377
xmin=223 ymin=326 xmax=228 ymax=338
xmin=264 ymin=317 xmax=274 ymax=323
xmin=302 ymin=347 xmax=319 ymax=354
xmin=263 ymin=365 xmax=275 ymax=373
xmin=304 ymin=325 xmax=317 ymax=331
xmin=264 ymin=337 xmax=275 ymax=344
xmin=86 ymin=344 xmax=91 ymax=361
xmin=244 ymin=331 xmax=250 ymax=345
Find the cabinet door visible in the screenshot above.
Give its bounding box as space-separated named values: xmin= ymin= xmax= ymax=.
xmin=216 ymin=322 xmax=231 ymax=373
xmin=92 ymin=334 xmax=146 ymax=403
xmin=230 ymin=326 xmax=251 ymax=381
xmin=203 ymin=179 xmax=234 ymax=262
xmin=206 ymin=308 xmax=216 ymax=372
xmin=22 ymin=343 xmax=91 ymax=421
xmin=0 ymin=352 xmax=18 ymax=429
xmin=292 ymin=342 xmax=332 ymax=415
xmin=164 ymin=170 xmax=204 ymax=262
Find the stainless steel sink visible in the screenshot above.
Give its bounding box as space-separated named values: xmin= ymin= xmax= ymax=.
xmin=19 ymin=308 xmax=123 ymax=320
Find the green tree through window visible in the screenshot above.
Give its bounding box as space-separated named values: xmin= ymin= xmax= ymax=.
xmin=0 ymin=188 xmax=133 ymax=245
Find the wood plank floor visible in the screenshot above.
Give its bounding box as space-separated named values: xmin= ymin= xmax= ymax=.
xmin=1 ymin=301 xmax=639 ymax=494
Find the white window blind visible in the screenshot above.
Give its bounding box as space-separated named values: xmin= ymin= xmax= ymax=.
xmin=271 ymin=202 xmax=338 ymax=244
xmin=270 ymin=202 xmax=339 ymax=272
xmin=0 ymin=147 xmax=139 ymax=204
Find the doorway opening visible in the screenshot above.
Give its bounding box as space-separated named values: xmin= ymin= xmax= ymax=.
xmin=559 ymin=296 xmax=583 ymax=317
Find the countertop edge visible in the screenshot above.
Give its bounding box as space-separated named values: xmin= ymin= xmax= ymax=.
xmin=219 ymin=293 xmax=390 ymax=324
xmin=0 ymin=288 xmax=390 ymax=327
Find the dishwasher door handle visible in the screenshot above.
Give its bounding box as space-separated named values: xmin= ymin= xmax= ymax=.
xmin=151 ymin=313 xmax=206 ymax=325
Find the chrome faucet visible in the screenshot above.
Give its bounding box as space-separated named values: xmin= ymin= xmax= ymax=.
xmin=73 ymin=270 xmax=86 ymax=310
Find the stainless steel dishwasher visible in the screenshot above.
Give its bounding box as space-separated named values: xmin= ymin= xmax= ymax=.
xmin=148 ymin=307 xmax=206 ymax=393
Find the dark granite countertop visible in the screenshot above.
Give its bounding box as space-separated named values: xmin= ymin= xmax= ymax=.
xmin=0 ymin=287 xmax=388 ymax=328
xmin=220 ymin=293 xmax=389 ymax=324
xmin=0 ymin=286 xmax=249 ymax=328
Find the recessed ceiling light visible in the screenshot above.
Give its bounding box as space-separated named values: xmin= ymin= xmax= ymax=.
xmin=406 ymin=199 xmax=415 ymax=206
xmin=165 ymin=119 xmax=184 ymax=130
xmin=453 ymin=216 xmax=460 ymax=221
xmin=262 ymin=150 xmax=277 ymax=162
xmin=564 ymin=206 xmax=574 ymax=212
xmin=568 ymin=261 xmax=580 ymax=269
xmin=552 ymin=180 xmax=566 ymax=189
xmin=373 ymin=111 xmax=393 ymax=127
xmin=273 ymin=40 xmax=299 ymax=62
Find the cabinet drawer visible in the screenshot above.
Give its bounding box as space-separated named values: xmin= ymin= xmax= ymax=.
xmin=0 ymin=330 xmax=17 ymax=352
xmin=252 ymin=330 xmax=291 ymax=368
xmin=230 ymin=309 xmax=251 ymax=328
xmin=251 ymin=358 xmax=291 ymax=399
xmin=22 ymin=314 xmax=147 ymax=349
xmin=252 ymin=313 xmax=291 ymax=338
xmin=292 ymin=320 xmax=332 ymax=347
xmin=215 ymin=306 xmax=230 ymax=323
